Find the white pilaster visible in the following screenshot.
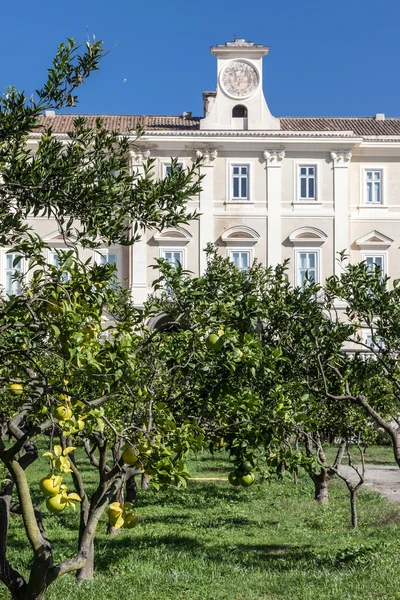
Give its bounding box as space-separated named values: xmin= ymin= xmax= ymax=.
xmin=330 ymin=150 xmax=352 ymax=275
xmin=263 ymin=150 xmax=285 ymax=267
xmin=130 ymin=150 xmax=150 ymax=305
xmin=196 ymin=149 xmax=217 ymax=274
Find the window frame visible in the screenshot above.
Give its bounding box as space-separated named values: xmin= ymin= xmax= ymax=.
xmin=229 ymin=248 xmax=252 ymax=271
xmin=48 ymin=247 xmax=72 ymax=282
xmin=227 ymin=161 xmax=252 ymax=203
xmin=2 ymin=251 xmax=25 ymax=297
xmin=361 ymin=251 xmax=387 ymax=277
xmin=362 ymin=167 xmax=385 ymax=206
xmin=161 ymin=160 xmax=185 ymax=179
xmin=94 ymin=247 xmax=121 ymax=278
xmin=297 ymin=163 xmax=318 ymax=202
xmin=293 ymin=160 xmax=321 ymax=204
xmin=294 ymin=248 xmax=321 ymax=287
xmin=159 ymin=248 xmax=185 ymax=269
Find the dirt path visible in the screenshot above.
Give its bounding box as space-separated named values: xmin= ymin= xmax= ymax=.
xmin=190 ymin=468 xmax=400 ymax=502
xmin=340 ymin=464 xmax=400 ymax=502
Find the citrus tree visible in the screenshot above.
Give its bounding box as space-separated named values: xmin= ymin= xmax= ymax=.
xmin=147 ymin=249 xmax=379 ymax=516
xmin=0 ymin=38 xmax=203 ymax=600
xmin=310 ymin=261 xmax=400 ymax=468
xmin=145 ymin=249 xmax=319 ymax=487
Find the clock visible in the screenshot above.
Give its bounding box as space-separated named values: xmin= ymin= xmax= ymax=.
xmin=220 ymin=61 xmax=259 ymax=99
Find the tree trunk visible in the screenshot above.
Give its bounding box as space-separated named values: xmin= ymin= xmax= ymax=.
xmin=141 ymin=473 xmax=149 ymax=490
xmin=76 ymin=539 xmax=94 ymax=583
xmin=350 ymin=489 xmax=357 ymax=529
xmin=76 ymin=501 xmax=93 ymax=582
xmin=126 ymin=475 xmax=137 ymax=503
xmin=311 ymin=469 xmax=329 ymax=503
xmin=391 ymin=433 xmax=400 ymax=469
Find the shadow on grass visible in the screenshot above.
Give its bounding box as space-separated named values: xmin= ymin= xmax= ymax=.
xmin=138 ymin=482 xmax=251 ymax=510
xmin=93 ymin=534 xmax=320 ymax=575
xmin=94 ymin=534 xmax=204 ymax=570
xmin=143 ymin=514 xmax=192 ymax=524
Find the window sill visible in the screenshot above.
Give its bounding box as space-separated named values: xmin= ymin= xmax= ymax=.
xmin=294 ymin=200 xmax=321 ymax=205
xmin=358 ymin=204 xmax=387 ymax=209
xmin=225 ymin=200 xmax=254 ymax=205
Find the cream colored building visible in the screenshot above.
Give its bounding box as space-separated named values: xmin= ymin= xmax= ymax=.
xmin=19 ymin=39 xmax=400 ymax=305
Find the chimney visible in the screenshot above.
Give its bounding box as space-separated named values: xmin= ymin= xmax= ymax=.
xmin=182 ymin=111 xmax=192 ymax=119
xmin=375 ymin=113 xmax=385 ymax=121
xmin=202 ymin=91 xmax=216 ymax=117
xmin=44 ymin=110 xmax=55 ymax=117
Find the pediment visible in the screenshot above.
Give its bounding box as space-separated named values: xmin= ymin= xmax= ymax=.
xmin=221 ymin=225 xmax=260 ymax=245
xmin=154 ymin=227 xmax=192 ymax=245
xmin=355 ymin=230 xmax=394 ymax=248
xmin=43 ymin=230 xmax=67 ymax=243
xmin=289 ymin=227 xmax=327 ymax=245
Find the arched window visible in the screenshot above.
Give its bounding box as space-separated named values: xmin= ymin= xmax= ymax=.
xmin=221 ymin=226 xmax=260 ymax=272
xmin=232 ymin=105 xmax=248 ymax=118
xmin=289 ymin=227 xmax=327 ymax=287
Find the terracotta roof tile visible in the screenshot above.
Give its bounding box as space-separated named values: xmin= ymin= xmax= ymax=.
xmin=280 ymin=117 xmax=400 ymax=137
xmin=34 ymin=114 xmax=400 ymax=139
xmin=35 ymin=114 xmax=200 ymax=133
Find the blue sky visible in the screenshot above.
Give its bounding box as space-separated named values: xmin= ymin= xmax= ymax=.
xmin=1 ymin=0 xmax=400 ymax=118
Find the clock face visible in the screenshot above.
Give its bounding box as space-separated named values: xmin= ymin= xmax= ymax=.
xmin=220 ymin=61 xmax=259 ymax=99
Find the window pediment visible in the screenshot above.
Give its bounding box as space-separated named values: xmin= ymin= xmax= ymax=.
xmin=154 ymin=227 xmax=192 ymax=246
xmin=355 ymin=230 xmax=394 ymax=248
xmin=43 ymin=230 xmax=65 ymax=243
xmin=221 ymin=226 xmax=260 ymax=246
xmin=289 ymin=227 xmax=327 ymax=245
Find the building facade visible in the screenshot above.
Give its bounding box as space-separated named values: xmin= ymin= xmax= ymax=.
xmin=21 ymin=39 xmax=400 ymax=305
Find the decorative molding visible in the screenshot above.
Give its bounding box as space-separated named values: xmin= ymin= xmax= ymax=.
xmin=130 ymin=150 xmax=151 ymax=165
xmin=355 ymin=230 xmax=394 ymax=248
xmin=220 ymin=61 xmax=259 ymax=100
xmin=221 ymin=225 xmax=260 ymax=246
xmin=154 ymin=227 xmax=192 ymax=246
xmin=226 ymin=39 xmax=256 ymax=48
xmin=196 ymin=149 xmax=218 ymax=166
xmin=289 ymin=226 xmax=327 ymax=245
xmin=263 ymin=150 xmax=285 ymax=166
xmin=330 ymin=150 xmax=352 ymax=167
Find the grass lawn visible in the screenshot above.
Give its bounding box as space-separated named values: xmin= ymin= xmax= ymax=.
xmin=3 ymin=448 xmax=400 ymax=600
xmin=324 ymin=443 xmax=395 ymax=466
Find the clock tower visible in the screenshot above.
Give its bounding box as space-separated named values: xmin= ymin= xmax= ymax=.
xmin=200 ymin=39 xmax=280 ymax=131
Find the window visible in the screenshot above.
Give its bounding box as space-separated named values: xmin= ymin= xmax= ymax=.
xmin=297 ymin=251 xmax=318 ymax=286
xmin=163 ymin=162 xmax=184 ymax=178
xmin=230 ymin=250 xmax=250 ymax=271
xmin=365 ymin=170 xmax=382 ymax=204
xmin=49 ymin=249 xmax=71 ymax=282
xmin=232 ymin=105 xmax=247 ymax=118
xmin=161 ymin=250 xmax=183 ymax=268
xmin=365 ymin=332 xmax=384 ymax=352
xmin=364 ymin=254 xmax=385 ymax=276
xmin=5 ymin=253 xmax=23 ymax=296
xmin=95 ymin=249 xmax=120 ymax=278
xmin=231 ymin=164 xmax=249 ymax=200
xmin=299 ymin=165 xmax=317 ymax=201
xmin=97 ymin=252 xmax=117 ymax=267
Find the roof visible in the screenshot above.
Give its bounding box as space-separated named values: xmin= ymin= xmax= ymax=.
xmin=280 ymin=117 xmax=400 ymax=137
xmin=34 ymin=114 xmax=400 ymax=139
xmin=35 ymin=114 xmax=201 ymax=132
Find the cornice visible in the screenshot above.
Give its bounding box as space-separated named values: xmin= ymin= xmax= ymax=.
xmin=142 ymin=130 xmax=359 ymax=139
